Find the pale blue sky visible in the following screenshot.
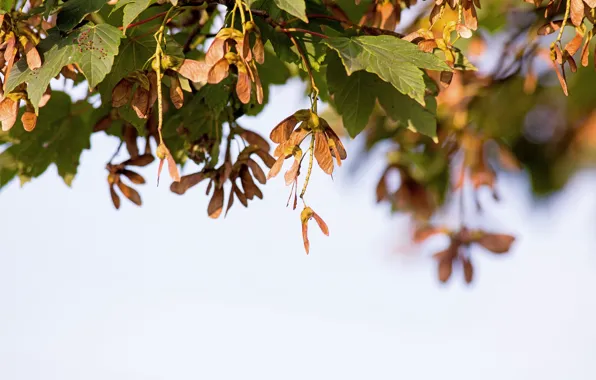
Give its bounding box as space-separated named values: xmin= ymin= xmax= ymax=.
xmin=1 ymin=77 xmax=596 ymax=379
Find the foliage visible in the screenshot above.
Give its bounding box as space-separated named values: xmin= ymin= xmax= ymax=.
xmin=1 ymin=0 xmax=596 ymax=284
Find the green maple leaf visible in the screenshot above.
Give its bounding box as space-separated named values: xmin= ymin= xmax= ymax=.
xmin=273 ymin=0 xmax=307 ymax=22
xmin=112 ymin=0 xmax=155 ymax=33
xmin=6 ymin=24 xmax=122 ymax=113
xmin=327 ymin=53 xmax=437 ymax=140
xmin=56 ymin=0 xmax=107 ymax=31
xmin=0 ymin=92 xmax=95 ymax=189
xmin=324 ymin=35 xmax=450 ymax=105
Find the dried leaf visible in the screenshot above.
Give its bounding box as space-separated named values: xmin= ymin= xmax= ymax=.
xmin=225 ymin=185 xmax=235 ymax=217
xmin=240 ymin=167 xmax=260 ymax=199
xmin=325 ymin=128 xmax=347 ymax=160
xmin=302 ymin=220 xmax=310 ymax=254
xmin=205 ymin=36 xmax=227 ymax=66
xmin=147 ymin=71 xmax=158 ymax=108
xmin=123 ymin=126 xmax=139 ymax=158
xmin=564 ymin=29 xmax=584 ymax=56
xmin=38 ymin=87 xmax=52 ymax=108
xmin=552 ymin=60 xmax=569 ymax=96
xmin=208 ymin=186 xmax=224 ymax=218
xmin=538 ymin=20 xmax=564 ymax=35
xmin=413 ymin=225 xmax=447 ymax=243
xmin=284 ymin=156 xmax=301 ymax=185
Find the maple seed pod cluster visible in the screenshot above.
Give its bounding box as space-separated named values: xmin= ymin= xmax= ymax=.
xmin=170 ymin=128 xmax=275 ymax=219
xmin=414 ymin=225 xmax=516 ymax=284
xmin=300 ymin=207 xmax=329 ymax=254
xmin=189 ymin=23 xmax=265 ymax=105
xmin=268 ymin=109 xmax=347 ymax=184
xmin=107 ymin=154 xmax=155 ymax=209
xmin=111 ymin=71 xmax=159 ymax=119
xmin=0 ymin=11 xmax=52 ymax=132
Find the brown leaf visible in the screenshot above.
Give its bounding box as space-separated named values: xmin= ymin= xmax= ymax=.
xmin=123 ymin=153 xmax=154 ymax=167
xmin=117 ymin=181 xmax=142 ymax=206
xmin=170 ymin=172 xmax=205 ymax=195
xmin=247 ymin=159 xmax=267 ymax=184
xmin=570 ymin=0 xmax=585 ymax=26
xmin=121 ymin=169 xmax=145 ymax=184
xmin=236 ymin=70 xmax=251 ymax=104
xmin=208 ymin=186 xmax=224 ymax=219
xmin=462 ymin=257 xmax=474 ymax=284
xmin=207 ymin=58 xmax=230 ymax=84
xmin=112 ymin=79 xmax=133 ymax=107
xmin=314 ymin=133 xmax=334 ymax=175
xmin=110 ymin=184 xmax=121 ymax=209
xmin=131 ymin=86 xmax=150 ymax=118
xmin=497 ymin=145 xmax=521 ymax=171
xmin=21 ymin=103 xmax=37 ymax=132
xmin=24 ymin=40 xmax=42 ymax=70
xmin=0 ymin=97 xmax=19 ymax=132
xmin=169 ymin=75 xmax=184 ymax=109
xmin=476 ymin=233 xmax=515 ymax=254
xmin=176 ymin=59 xmax=209 ymax=83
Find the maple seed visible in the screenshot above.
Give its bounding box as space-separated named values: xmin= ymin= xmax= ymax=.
xmin=300 ymin=207 xmax=330 ymax=254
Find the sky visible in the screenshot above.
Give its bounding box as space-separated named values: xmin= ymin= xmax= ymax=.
xmin=1 ymin=76 xmax=596 ymax=380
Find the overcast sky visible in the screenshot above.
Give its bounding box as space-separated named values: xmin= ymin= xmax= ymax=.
xmin=1 ymin=75 xmax=596 ymax=380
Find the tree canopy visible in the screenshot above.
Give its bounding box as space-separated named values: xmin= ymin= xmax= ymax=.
xmin=1 ymin=0 xmax=595 ymax=284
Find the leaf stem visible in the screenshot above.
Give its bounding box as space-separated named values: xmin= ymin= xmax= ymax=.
xmin=282 ymin=28 xmax=328 ymax=40
xmin=119 ymin=11 xmax=168 ymax=31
